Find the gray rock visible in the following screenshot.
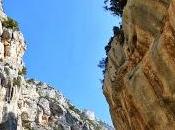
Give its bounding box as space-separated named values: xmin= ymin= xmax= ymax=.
xmin=0 ymin=112 xmax=17 ymax=130
xmin=38 ymin=98 xmax=51 ymax=116
xmin=2 ymin=28 xmax=12 ymax=40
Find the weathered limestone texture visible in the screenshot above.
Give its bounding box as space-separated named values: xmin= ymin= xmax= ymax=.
xmin=0 ymin=0 xmax=114 ymax=130
xmin=103 ymin=0 xmax=175 ymax=129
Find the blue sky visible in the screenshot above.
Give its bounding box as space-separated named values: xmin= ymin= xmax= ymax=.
xmin=4 ymin=0 xmax=120 ymax=125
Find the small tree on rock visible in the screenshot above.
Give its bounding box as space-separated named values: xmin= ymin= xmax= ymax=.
xmin=104 ymin=0 xmax=127 ymax=16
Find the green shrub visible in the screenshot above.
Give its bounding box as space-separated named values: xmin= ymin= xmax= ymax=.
xmin=4 ymin=67 xmax=10 ymax=76
xmin=27 ymin=78 xmax=35 ymax=83
xmin=18 ymin=66 xmax=27 ymax=76
xmin=98 ymin=58 xmax=108 ymax=75
xmin=37 ymin=81 xmax=44 ymax=86
xmin=104 ymin=0 xmax=127 ymax=16
xmin=13 ymin=76 xmax=21 ymax=87
xmin=53 ymin=125 xmax=64 ymax=130
xmin=69 ymin=104 xmax=76 ymax=111
xmin=2 ymin=17 xmax=19 ymax=30
xmin=98 ymin=26 xmax=124 ymax=88
xmin=5 ymin=62 xmax=10 ymax=67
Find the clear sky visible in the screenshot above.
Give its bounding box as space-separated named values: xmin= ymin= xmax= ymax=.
xmin=4 ymin=0 xmax=120 ymax=125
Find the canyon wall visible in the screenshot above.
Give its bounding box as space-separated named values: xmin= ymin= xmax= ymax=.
xmin=103 ymin=0 xmax=175 ymax=129
xmin=0 ymin=1 xmax=114 ymax=130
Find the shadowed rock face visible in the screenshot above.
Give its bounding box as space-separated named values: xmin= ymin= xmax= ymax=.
xmin=103 ymin=0 xmax=175 ymax=129
xmin=0 ymin=112 xmax=17 ymax=130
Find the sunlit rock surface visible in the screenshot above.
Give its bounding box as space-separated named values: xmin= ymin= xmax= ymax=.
xmin=103 ymin=0 xmax=175 ymax=129
xmin=0 ymin=1 xmax=114 ymax=130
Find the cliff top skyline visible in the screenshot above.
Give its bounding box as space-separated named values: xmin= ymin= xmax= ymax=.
xmin=3 ymin=0 xmax=120 ymax=125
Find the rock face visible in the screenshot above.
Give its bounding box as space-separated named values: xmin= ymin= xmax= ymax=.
xmin=17 ymin=80 xmax=114 ymax=130
xmin=103 ymin=0 xmax=175 ymax=129
xmin=82 ymin=110 xmax=95 ymax=121
xmin=0 ymin=1 xmax=114 ymax=130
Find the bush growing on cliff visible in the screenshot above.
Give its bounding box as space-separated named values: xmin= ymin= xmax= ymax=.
xmin=98 ymin=58 xmax=106 ymax=69
xmin=104 ymin=0 xmax=127 ymax=16
xmin=18 ymin=66 xmax=27 ymax=76
xmin=13 ymin=76 xmax=21 ymax=87
xmin=37 ymin=81 xmax=44 ymax=86
xmin=98 ymin=26 xmax=124 ymax=87
xmin=105 ymin=37 xmax=113 ymax=55
xmin=4 ymin=67 xmax=10 ymax=76
xmin=27 ymin=78 xmax=35 ymax=83
xmin=98 ymin=39 xmax=112 ymax=79
xmin=113 ymin=26 xmax=121 ymax=36
xmin=2 ymin=17 xmax=19 ymax=30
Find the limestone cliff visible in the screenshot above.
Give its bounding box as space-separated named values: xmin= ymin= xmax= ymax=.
xmin=0 ymin=1 xmax=114 ymax=130
xmin=103 ymin=0 xmax=175 ymax=129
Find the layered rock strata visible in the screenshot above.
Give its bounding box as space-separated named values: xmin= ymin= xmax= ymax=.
xmin=103 ymin=0 xmax=175 ymax=129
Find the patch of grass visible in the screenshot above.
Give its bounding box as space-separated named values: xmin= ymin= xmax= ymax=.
xmin=2 ymin=17 xmax=19 ymax=31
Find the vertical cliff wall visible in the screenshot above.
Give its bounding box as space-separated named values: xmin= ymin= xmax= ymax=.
xmin=0 ymin=1 xmax=114 ymax=130
xmin=0 ymin=0 xmax=26 ymax=129
xmin=103 ymin=0 xmax=175 ymax=129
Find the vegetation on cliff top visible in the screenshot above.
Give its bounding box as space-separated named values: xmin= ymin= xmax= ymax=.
xmin=2 ymin=17 xmax=19 ymax=31
xmin=18 ymin=66 xmax=27 ymax=76
xmin=98 ymin=26 xmax=123 ymax=76
xmin=99 ymin=0 xmax=127 ymax=85
xmin=104 ymin=0 xmax=127 ymax=16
